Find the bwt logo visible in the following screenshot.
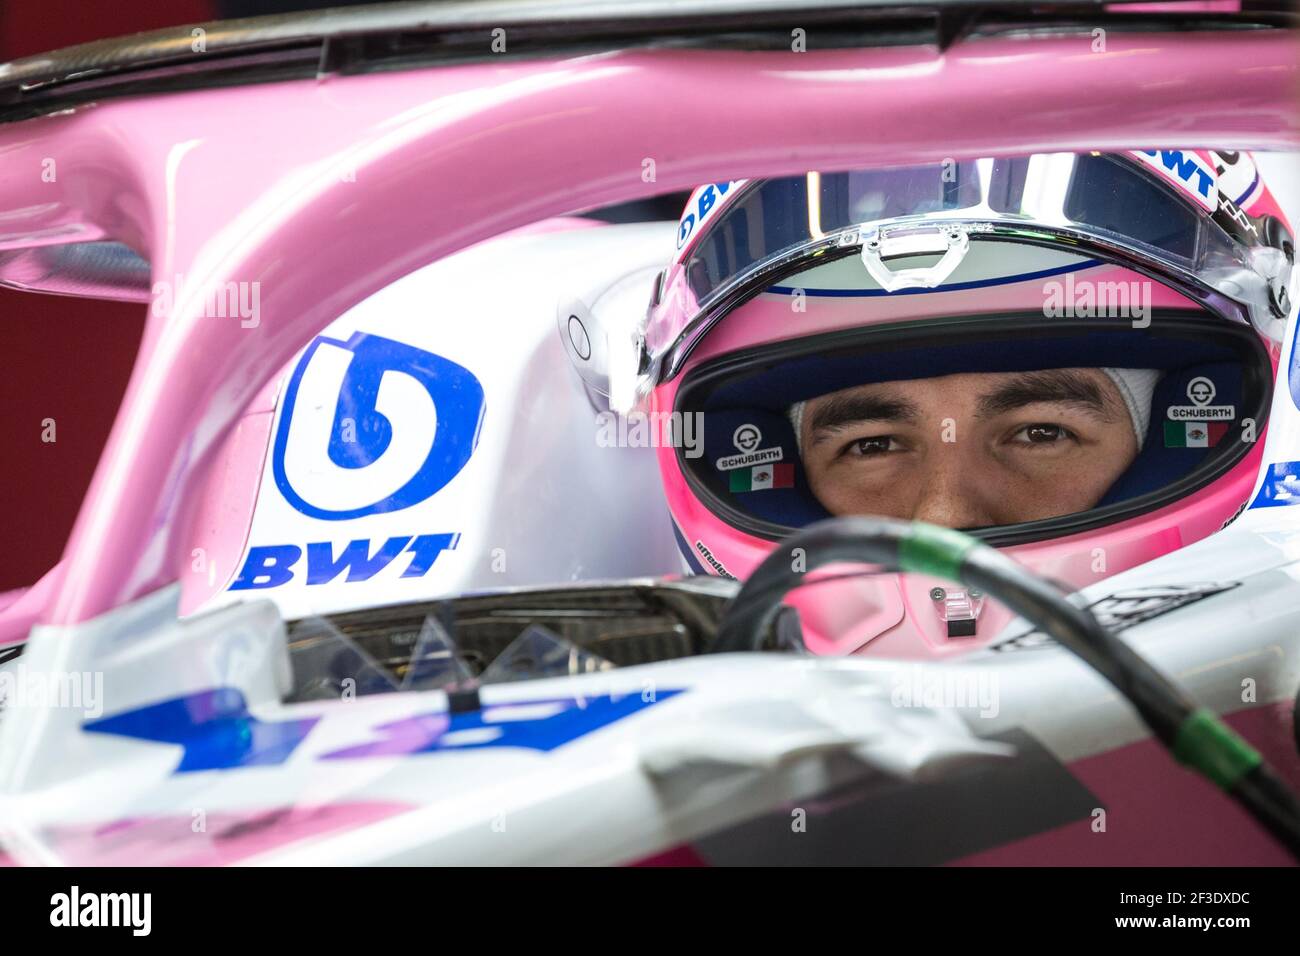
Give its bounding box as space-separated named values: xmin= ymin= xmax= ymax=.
xmin=230 ymin=534 xmax=458 ymax=590
xmin=273 ymin=333 xmax=485 ymax=520
xmin=676 ymin=181 xmax=739 ymax=249
xmin=1134 ymin=149 xmax=1216 ymax=210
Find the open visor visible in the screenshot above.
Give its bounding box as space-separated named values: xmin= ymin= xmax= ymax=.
xmin=645 ymin=152 xmax=1294 ymax=386
xmin=673 ymin=309 xmax=1273 ymax=546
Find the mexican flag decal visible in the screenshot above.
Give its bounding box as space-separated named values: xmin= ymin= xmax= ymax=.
xmin=1164 ymin=421 xmax=1229 ymax=448
xmin=730 ymin=463 xmax=795 ymax=492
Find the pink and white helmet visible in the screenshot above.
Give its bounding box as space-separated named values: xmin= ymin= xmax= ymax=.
xmin=641 ymin=151 xmax=1293 ymax=657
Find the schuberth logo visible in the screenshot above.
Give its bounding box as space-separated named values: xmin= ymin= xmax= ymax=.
xmin=1166 ymin=376 xmax=1234 ymax=423
xmin=717 ymin=422 xmax=785 ymax=471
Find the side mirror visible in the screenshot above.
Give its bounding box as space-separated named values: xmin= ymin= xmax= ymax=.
xmin=556 ymin=266 xmax=661 ymax=413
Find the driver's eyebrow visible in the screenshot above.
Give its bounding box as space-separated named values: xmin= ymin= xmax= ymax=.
xmin=975 ymin=369 xmax=1119 ymax=421
xmin=808 ymin=391 xmax=921 ymax=442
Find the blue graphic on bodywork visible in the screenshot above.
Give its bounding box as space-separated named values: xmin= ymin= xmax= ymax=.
xmin=1250 ymin=461 xmax=1300 ymax=508
xmin=272 ymin=332 xmax=485 ymax=520
xmin=84 ymin=688 xmax=321 ymax=773
xmin=322 ymin=691 xmax=682 ymax=759
xmin=84 ymin=688 xmax=681 ymax=772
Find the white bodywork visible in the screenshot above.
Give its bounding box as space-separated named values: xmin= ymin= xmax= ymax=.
xmin=193 ymin=220 xmax=686 ymax=620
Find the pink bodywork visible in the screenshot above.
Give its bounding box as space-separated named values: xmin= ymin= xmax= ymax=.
xmin=0 ymin=30 xmax=1293 ymax=642
xmin=23 ymin=801 xmax=415 ymax=867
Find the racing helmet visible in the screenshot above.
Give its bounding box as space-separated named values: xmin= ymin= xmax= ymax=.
xmin=641 ymin=150 xmax=1294 ymax=656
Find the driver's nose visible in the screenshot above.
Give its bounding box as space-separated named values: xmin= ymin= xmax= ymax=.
xmin=907 ymin=452 xmax=1000 ymax=529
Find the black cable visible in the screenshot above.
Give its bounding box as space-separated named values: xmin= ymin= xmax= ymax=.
xmin=711 ymin=515 xmax=1300 ymax=860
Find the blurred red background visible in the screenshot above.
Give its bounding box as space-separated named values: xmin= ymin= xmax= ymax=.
xmin=0 ymin=2 xmax=214 ymax=591
xmin=0 ymin=0 xmax=677 ymax=593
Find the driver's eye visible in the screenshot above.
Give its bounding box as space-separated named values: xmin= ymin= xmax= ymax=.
xmin=848 ymin=436 xmax=894 ymax=456
xmin=1023 ymin=424 xmax=1063 ymax=443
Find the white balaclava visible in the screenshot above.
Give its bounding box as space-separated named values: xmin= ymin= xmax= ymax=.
xmin=787 ymin=367 xmax=1161 ymax=451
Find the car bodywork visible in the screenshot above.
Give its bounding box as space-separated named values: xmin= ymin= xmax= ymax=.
xmin=0 ymin=0 xmax=1298 ymax=865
